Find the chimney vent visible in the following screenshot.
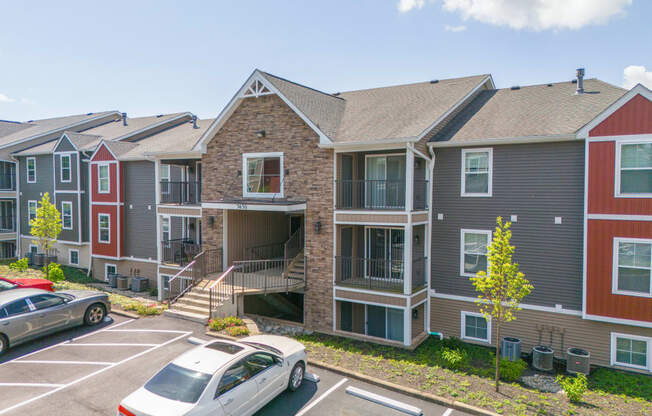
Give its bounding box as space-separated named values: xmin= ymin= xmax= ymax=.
xmin=575 ymin=68 xmax=585 ymax=94
xmin=122 ymin=112 xmax=128 ymax=126
xmin=192 ymin=115 xmax=198 ymax=129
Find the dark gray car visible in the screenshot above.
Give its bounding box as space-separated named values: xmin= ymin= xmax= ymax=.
xmin=0 ymin=288 xmax=111 ymax=356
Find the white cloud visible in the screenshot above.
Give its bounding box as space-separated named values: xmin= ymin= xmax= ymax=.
xmin=435 ymin=0 xmax=632 ymax=30
xmin=623 ymin=65 xmax=652 ymax=89
xmin=444 ymin=24 xmax=467 ymax=32
xmin=0 ymin=93 xmax=15 ymax=103
xmin=397 ymin=0 xmax=426 ymax=13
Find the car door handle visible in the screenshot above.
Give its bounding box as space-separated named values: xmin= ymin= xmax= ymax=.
xmin=260 ymin=377 xmax=267 ymax=383
xmin=1 ymin=322 xmax=8 ymax=326
xmin=39 ymin=314 xmax=46 ymax=318
xmin=224 ymin=398 xmax=233 ymax=405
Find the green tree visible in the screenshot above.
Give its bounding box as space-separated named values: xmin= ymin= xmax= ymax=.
xmin=30 ymin=193 xmax=62 ymax=280
xmin=470 ymin=217 xmax=533 ymax=392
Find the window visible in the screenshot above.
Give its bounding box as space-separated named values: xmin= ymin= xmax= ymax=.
xmin=216 ymin=360 xmax=252 ymax=396
xmin=461 ymin=229 xmax=491 ymax=277
xmin=461 ymin=148 xmax=492 ymax=196
xmin=69 ymin=249 xmax=79 ymax=265
xmin=618 ymin=142 xmax=652 ymax=196
xmin=5 ymin=299 xmax=31 ymax=316
xmin=29 ymin=294 xmax=65 ymax=310
xmin=243 ymin=153 xmax=282 ymax=197
xmin=160 ymin=164 xmax=170 ymax=194
xmin=243 ymin=353 xmax=276 ymax=377
xmin=60 ymin=154 xmax=71 ymax=183
xmin=365 ymin=227 xmax=404 ymax=280
xmin=461 ymin=312 xmax=491 ymax=343
xmin=161 ymin=217 xmax=170 ymax=242
xmin=145 ymin=363 xmax=212 ymax=404
xmin=98 ymin=214 xmax=110 ymax=243
xmin=365 ymin=154 xmax=406 ymax=208
xmin=613 ymin=238 xmax=652 ymax=297
xmin=98 ymin=164 xmax=110 ymax=193
xmin=105 ymin=264 xmax=117 ymax=281
xmin=26 ymin=157 xmax=36 ymax=183
xmin=28 ymin=200 xmax=37 ymax=222
xmin=611 ymin=333 xmax=650 ymax=370
xmin=61 ymin=201 xmax=73 ymax=230
xmin=29 ymin=244 xmax=38 ymax=255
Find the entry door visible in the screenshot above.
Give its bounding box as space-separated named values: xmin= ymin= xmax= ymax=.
xmin=340 ymin=227 xmax=353 ymax=279
xmin=366 ymin=228 xmax=404 ymax=280
xmin=366 ymin=305 xmax=386 ymax=339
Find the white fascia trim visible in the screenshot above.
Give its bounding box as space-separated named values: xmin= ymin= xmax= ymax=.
xmin=589 ymin=213 xmax=652 ymax=221
xmin=89 ymin=141 xmax=118 ymax=162
xmin=54 ymin=133 xmax=79 ymax=152
xmin=320 ymin=139 xmax=413 ymax=150
xmin=461 ymin=311 xmax=492 ymax=344
xmin=0 ymin=111 xmax=121 ymax=150
xmin=459 ymin=228 xmax=492 ymax=277
xmin=91 ymin=202 xmax=124 ymax=206
xmin=431 ymin=291 xmax=584 ymax=317
xmin=428 ymin=134 xmax=577 ymax=148
xmin=335 ymin=221 xmax=407 ymax=226
xmin=94 ymin=254 xmax=121 ymax=261
xmin=143 ymin=151 xmax=201 ymax=159
xmin=577 ymin=84 xmax=652 ymax=139
xmin=460 ymin=148 xmax=492 ymax=197
xmin=334 ymin=286 xmax=410 ymax=299
xmin=114 ymin=113 xmax=193 ymax=142
xmin=611 ymin=237 xmax=652 ymax=298
xmin=416 ymin=75 xmax=494 ymax=142
xmin=20 ymin=235 xmax=89 ymax=246
xmin=55 ymin=190 xmax=85 ymax=194
xmin=242 ymin=152 xmax=284 ymax=199
xmin=201 ymin=202 xmax=306 ymax=212
xmin=610 ymin=332 xmax=652 ymax=371
xmin=333 ymin=296 xmax=407 ymax=311
xmin=587 ymin=133 xmax=652 ymax=143
xmin=121 ymin=256 xmax=159 ymax=264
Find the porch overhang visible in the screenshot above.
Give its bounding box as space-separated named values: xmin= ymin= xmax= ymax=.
xmin=202 ymin=198 xmax=306 ymax=212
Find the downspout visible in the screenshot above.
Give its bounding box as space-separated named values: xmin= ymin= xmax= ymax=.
xmin=427 ymin=144 xmax=438 ymax=340
xmin=86 ymin=158 xmax=93 ymax=277
xmin=11 ymin=156 xmax=20 ymax=258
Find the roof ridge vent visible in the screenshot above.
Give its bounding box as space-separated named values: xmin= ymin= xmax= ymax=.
xmin=122 ymin=112 xmax=127 ymax=126
xmin=430 ymin=79 xmax=439 ymax=84
xmin=510 ymin=85 xmax=520 ymax=90
xmin=575 ymin=68 xmax=585 ymax=94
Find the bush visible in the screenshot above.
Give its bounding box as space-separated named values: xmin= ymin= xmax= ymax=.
xmin=43 ymin=263 xmax=65 ymax=282
xmin=9 ymin=258 xmax=28 ymax=272
xmin=499 ymin=359 xmax=527 ymax=382
xmin=209 ymin=316 xmax=245 ymax=331
xmin=557 ymin=373 xmax=588 ymax=403
xmin=439 ymin=347 xmax=467 ymax=370
xmin=225 ymin=325 xmax=250 ymax=337
xmin=122 ymin=302 xmax=163 ymax=316
xmin=149 ymin=287 xmax=158 ymax=297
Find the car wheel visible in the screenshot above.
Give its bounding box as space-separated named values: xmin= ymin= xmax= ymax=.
xmin=0 ymin=334 xmax=7 ymax=356
xmin=287 ymin=361 xmax=305 ymax=392
xmin=84 ymin=303 xmax=106 ymax=326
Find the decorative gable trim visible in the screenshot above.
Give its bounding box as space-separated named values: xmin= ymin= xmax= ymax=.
xmin=54 ymin=132 xmax=78 ymax=153
xmin=89 ymin=141 xmax=117 ymax=162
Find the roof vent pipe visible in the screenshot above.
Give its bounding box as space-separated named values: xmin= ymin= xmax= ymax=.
xmin=575 ymin=68 xmax=585 ymax=94
xmin=122 ymin=112 xmax=128 ymax=126
xmin=192 ymin=115 xmax=198 ymax=129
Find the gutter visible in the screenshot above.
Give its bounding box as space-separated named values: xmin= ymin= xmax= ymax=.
xmin=318 ymin=136 xmax=418 ymax=150
xmin=113 ymin=113 xmax=194 ymax=142
xmin=428 ymin=134 xmax=577 ymax=148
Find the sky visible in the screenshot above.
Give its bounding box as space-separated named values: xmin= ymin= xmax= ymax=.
xmin=0 ymin=0 xmax=651 ymax=121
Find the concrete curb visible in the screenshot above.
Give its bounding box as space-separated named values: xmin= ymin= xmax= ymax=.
xmin=205 ymin=330 xmax=238 ymax=341
xmin=308 ymin=359 xmax=500 ymax=416
xmin=110 ymin=307 xmax=140 ymax=319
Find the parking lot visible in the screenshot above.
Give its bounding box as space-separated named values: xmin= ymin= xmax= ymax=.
xmin=0 ymin=314 xmax=469 ymax=416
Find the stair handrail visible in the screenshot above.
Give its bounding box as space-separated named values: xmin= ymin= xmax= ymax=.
xmin=167 ymin=257 xmax=197 ymax=306
xmin=209 ymin=264 xmax=239 ymax=312
xmin=283 ymin=226 xmax=302 ymax=267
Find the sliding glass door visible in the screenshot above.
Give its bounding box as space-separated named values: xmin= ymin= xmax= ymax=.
xmin=366 ymin=227 xmax=404 ymax=280
xmin=365 ymin=155 xmax=405 ymax=209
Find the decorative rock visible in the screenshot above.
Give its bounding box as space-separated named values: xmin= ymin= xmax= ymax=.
xmin=520 ymin=374 xmax=561 ymax=393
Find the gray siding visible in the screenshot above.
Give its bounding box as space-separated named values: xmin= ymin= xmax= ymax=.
xmin=54 ymin=152 xmax=78 ymax=190
xmin=80 ymin=158 xmax=90 ymax=242
xmin=57 ymin=194 xmax=79 ymax=242
xmin=430 ymin=142 xmax=584 ymax=310
xmin=123 ymin=161 xmax=157 ymax=259
xmin=54 ymin=136 xmax=76 ymax=152
xmin=19 ymin=155 xmax=53 ymax=235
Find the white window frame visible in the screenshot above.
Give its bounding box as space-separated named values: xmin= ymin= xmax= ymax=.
xmin=60 ymin=154 xmax=72 ymax=183
xmin=29 ymin=244 xmax=38 ymax=254
xmin=242 ymin=152 xmax=284 ymax=199
xmin=160 ymin=164 xmax=170 ymax=195
xmin=26 ymin=157 xmax=36 ymax=183
xmin=612 ymin=237 xmax=652 ymax=298
xmin=615 ymin=139 xmax=652 ymax=198
xmin=460 ymin=229 xmax=492 ymax=277
xmin=104 ymin=263 xmax=117 ymax=281
xmin=161 ymin=216 xmax=170 ymax=242
xmin=461 ymin=148 xmax=493 ymax=197
xmin=461 ymin=311 xmax=491 ymax=343
xmin=28 ymin=200 xmax=37 ymax=222
xmin=98 ymin=213 xmax=110 ymax=244
xmin=61 ymin=201 xmax=73 ymax=230
xmin=69 ymin=249 xmax=79 ymax=265
xmin=97 ymin=163 xmax=110 ymax=194
xmin=610 ymin=332 xmax=651 ymax=371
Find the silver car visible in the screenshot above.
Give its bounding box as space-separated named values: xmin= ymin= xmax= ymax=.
xmin=0 ymin=288 xmax=111 ymax=356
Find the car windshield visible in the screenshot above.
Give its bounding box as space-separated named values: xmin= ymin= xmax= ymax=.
xmin=240 ymin=342 xmax=282 ymax=356
xmin=144 ymin=363 xmax=212 ymax=404
xmin=0 ymin=280 xmax=17 ymax=291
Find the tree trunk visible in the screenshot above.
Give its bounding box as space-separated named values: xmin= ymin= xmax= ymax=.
xmin=45 ymin=248 xmax=50 ymax=280
xmin=495 ymin=321 xmax=501 ymax=392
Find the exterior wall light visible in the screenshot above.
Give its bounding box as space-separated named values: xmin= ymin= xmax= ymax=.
xmin=256 ymin=130 xmax=266 ymax=138
xmin=313 ymin=221 xmax=322 ymax=234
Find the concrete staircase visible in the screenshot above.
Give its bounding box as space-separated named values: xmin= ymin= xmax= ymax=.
xmin=164 ymin=284 xmax=212 ymax=324
xmin=285 ymin=251 xmax=305 ymax=282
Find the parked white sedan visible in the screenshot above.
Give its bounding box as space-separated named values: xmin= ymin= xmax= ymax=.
xmin=118 ymin=335 xmax=307 ymax=416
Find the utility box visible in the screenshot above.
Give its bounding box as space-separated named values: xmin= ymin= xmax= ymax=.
xmin=116 ymin=276 xmax=129 ymax=290
xmin=501 ymin=337 xmax=522 ymax=361
xmin=131 ymin=277 xmax=149 ymax=292
xmin=566 ymin=348 xmax=590 ymax=375
xmin=532 ymin=345 xmax=554 ymax=372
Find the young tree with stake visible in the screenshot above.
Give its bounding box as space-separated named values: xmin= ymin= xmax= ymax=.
xmin=30 ymin=193 xmax=62 ymax=280
xmin=470 ymin=217 xmax=533 ymax=392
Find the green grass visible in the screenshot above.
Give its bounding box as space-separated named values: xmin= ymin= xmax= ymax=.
xmin=589 ymin=367 xmax=652 ymax=402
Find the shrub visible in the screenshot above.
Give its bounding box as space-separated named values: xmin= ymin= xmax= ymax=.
xmin=499 ymin=359 xmax=527 ymax=382
xmin=557 ymin=373 xmax=588 ymax=403
xmin=209 ymin=316 xmax=245 ymax=331
xmin=122 ymin=302 xmax=163 ymax=316
xmin=9 ymin=258 xmax=28 ymax=272
xmin=225 ymin=325 xmax=250 ymax=337
xmin=43 ymin=263 xmax=65 ymax=282
xmin=439 ymin=347 xmax=467 ymax=370
xmin=149 ymin=287 xmax=158 ymax=297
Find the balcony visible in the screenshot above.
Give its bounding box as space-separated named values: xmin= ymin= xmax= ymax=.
xmin=335 ymin=179 xmax=428 ymax=210
xmin=0 ymin=215 xmax=15 ymax=233
xmin=161 ymin=238 xmax=201 ymax=266
xmin=160 ymin=181 xmax=201 ymax=205
xmin=0 ymin=174 xmax=15 ymax=191
xmin=335 ymin=256 xmax=427 ymax=293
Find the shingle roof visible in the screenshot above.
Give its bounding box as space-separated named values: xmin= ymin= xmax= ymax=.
xmin=0 ymin=121 xmax=30 ymax=138
xmin=103 ymin=140 xmax=139 ymax=158
xmin=431 ymin=79 xmax=627 ymax=144
xmin=79 ymin=113 xmax=187 ymax=140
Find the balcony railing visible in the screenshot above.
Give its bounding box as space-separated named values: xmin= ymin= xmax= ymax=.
xmin=161 ymin=238 xmax=201 ymax=266
xmin=335 ymin=256 xmax=405 ymax=292
xmin=336 ymin=179 xmax=428 ymax=210
xmin=160 ymin=181 xmax=201 ymax=205
xmin=0 ymin=174 xmax=15 ymax=191
xmin=0 ymin=216 xmax=15 ymax=232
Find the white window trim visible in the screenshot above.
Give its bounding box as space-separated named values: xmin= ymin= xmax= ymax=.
xmin=461 ymin=311 xmax=491 ymax=344
xmin=69 ymin=249 xmax=79 ymax=265
xmin=26 ymin=157 xmax=36 ymax=183
xmin=98 ymin=213 xmax=110 ymax=244
xmin=461 ymin=148 xmax=493 ymax=197
xmin=61 ymin=201 xmax=73 ymax=230
xmin=610 ymin=332 xmax=651 ymax=371
xmin=104 ymin=263 xmax=117 ymax=281
xmin=60 ymin=154 xmax=72 ymax=183
xmin=97 ymin=163 xmax=110 ymax=194
xmin=242 ymin=152 xmax=284 ymax=199
xmin=615 ymin=139 xmax=652 ymax=198
xmin=29 ymin=244 xmax=38 ymax=254
xmin=161 ymin=215 xmax=170 ymax=242
xmin=460 ymin=229 xmax=492 ymax=278
xmin=160 ymin=164 xmax=170 ymax=195
xmin=612 ymin=237 xmax=652 ymax=298
xmin=27 ymin=200 xmax=37 ymax=222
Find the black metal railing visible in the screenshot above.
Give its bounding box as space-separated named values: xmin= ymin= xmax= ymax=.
xmin=412 ymin=256 xmax=427 ymax=291
xmin=336 ymin=180 xmax=406 ymax=210
xmin=245 ymin=242 xmax=285 ymax=261
xmin=192 ymin=248 xmax=223 ymax=282
xmin=284 ymin=226 xmax=303 ymax=263
xmin=0 ymin=216 xmax=15 ymax=232
xmin=167 ymin=247 xmax=223 ymax=306
xmin=161 ymin=239 xmax=201 ymax=266
xmin=0 ymin=174 xmax=15 ymax=191
xmin=335 ymin=256 xmax=405 ymax=291
xmin=160 ymin=181 xmax=201 ymax=205
xmin=413 ymin=179 xmax=429 ymax=210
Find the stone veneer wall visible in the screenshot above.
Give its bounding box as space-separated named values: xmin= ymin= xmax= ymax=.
xmin=201 ymin=94 xmax=334 ymax=332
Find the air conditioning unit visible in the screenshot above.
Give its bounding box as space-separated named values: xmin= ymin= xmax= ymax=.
xmin=501 ymin=337 xmax=521 ymax=361
xmin=532 ymin=345 xmax=554 ymax=371
xmin=566 ymin=348 xmax=590 ymax=375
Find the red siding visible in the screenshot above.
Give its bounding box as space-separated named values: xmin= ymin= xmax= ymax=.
xmin=92 ymin=145 xmax=116 ymax=161
xmin=91 ymin=205 xmax=118 ymax=257
xmin=91 ymin=163 xmax=119 ymax=203
xmin=590 ymin=94 xmax=652 ymax=137
xmin=586 ymin=219 xmax=652 ymax=322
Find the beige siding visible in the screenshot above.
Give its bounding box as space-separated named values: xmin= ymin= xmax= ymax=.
xmin=21 ymin=238 xmax=90 ymax=269
xmin=157 ymin=206 xmax=202 ymax=217
xmin=411 ymin=213 xmax=428 ymax=222
xmin=91 ymin=257 xmax=158 ymax=288
xmin=226 ymin=210 xmax=289 ymax=265
xmin=411 ymin=290 xmax=427 ymax=305
xmin=412 ymin=303 xmax=425 ymax=340
xmin=335 ymin=289 xmax=407 ymax=306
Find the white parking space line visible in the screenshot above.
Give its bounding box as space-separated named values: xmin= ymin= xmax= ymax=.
xmin=346 ymin=386 xmax=423 ymax=416
xmin=0 ymin=329 xmax=192 ymax=415
xmin=104 ymin=329 xmax=190 ymax=334
xmin=0 ymin=383 xmax=64 ymax=388
xmin=60 ymin=343 xmax=159 ymax=347
xmin=295 ymin=377 xmax=348 ymax=416
xmin=11 ymin=360 xmax=115 ymax=366
xmin=442 ymin=409 xmax=453 ymax=416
